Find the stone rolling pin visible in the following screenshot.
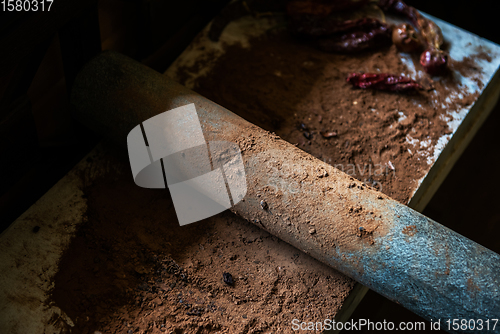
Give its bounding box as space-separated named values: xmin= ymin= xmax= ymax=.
xmin=70 ymin=51 xmax=499 ymax=333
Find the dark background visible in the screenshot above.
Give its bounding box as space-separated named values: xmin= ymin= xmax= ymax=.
xmin=0 ymin=0 xmax=498 ymax=333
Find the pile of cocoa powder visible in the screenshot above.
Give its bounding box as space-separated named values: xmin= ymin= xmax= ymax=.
xmin=52 ymin=155 xmax=355 ymax=334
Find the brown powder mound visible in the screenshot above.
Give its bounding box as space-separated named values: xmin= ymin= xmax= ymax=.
xmin=178 ymin=31 xmax=479 ymax=203
xmin=52 ymin=155 xmax=354 ymax=334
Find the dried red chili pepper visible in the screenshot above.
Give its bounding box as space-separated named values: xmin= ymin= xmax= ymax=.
xmin=285 ymin=0 xmax=396 ymax=53
xmin=420 ymin=49 xmax=448 ymax=75
xmin=289 ymin=16 xmax=386 ymax=38
xmin=291 ymin=17 xmax=389 ymax=37
xmin=414 ymin=13 xmax=447 ymax=74
xmin=286 ymin=1 xmax=392 ymax=53
xmin=317 ymin=20 xmax=392 ymax=52
xmin=378 ymin=0 xmax=448 ymax=74
xmin=346 ymin=73 xmax=422 ymax=92
xmin=287 ymin=16 xmax=392 ymax=53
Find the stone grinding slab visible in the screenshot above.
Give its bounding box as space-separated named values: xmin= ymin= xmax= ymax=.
xmin=164 ymin=9 xmax=500 ymax=328
xmin=2 ymin=8 xmax=500 ymax=334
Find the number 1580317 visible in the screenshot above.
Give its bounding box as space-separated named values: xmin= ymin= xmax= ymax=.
xmin=2 ymin=0 xmax=53 ymax=12
xmin=445 ymin=319 xmax=498 ymax=331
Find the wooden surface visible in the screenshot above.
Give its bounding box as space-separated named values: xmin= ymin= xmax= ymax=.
xmin=2 ymin=9 xmax=500 ymax=334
